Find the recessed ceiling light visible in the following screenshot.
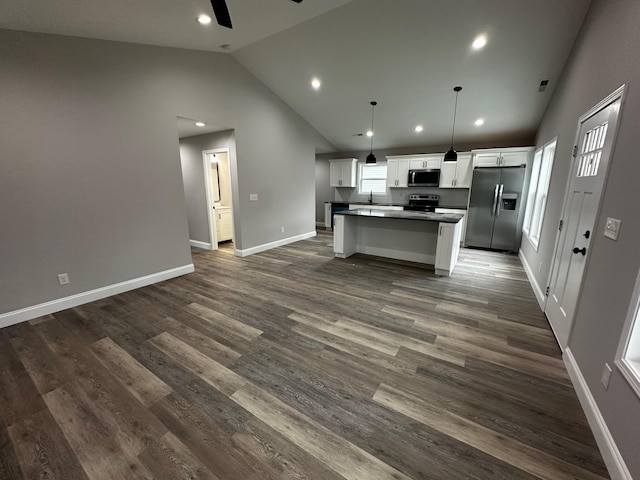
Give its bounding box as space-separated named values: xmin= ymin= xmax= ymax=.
xmin=472 ymin=35 xmax=487 ymax=50
xmin=415 ymin=125 xmax=424 ymax=133
xmin=311 ymin=78 xmax=321 ymax=90
xmin=197 ymin=14 xmax=212 ymax=25
xmin=195 ymin=122 xmax=206 ymax=127
xmin=474 ymin=118 xmax=485 ymax=126
xmin=366 ymin=130 xmax=373 ymax=137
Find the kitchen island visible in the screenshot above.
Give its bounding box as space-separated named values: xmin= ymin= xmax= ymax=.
xmin=333 ymin=208 xmax=463 ymax=276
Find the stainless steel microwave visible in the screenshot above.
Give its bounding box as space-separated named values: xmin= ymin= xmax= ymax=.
xmin=408 ymin=169 xmax=440 ymax=187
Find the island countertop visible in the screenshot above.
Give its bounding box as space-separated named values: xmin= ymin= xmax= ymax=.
xmin=335 ymin=208 xmax=463 ymax=223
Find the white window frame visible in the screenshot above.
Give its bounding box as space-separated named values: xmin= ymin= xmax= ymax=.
xmin=358 ymin=162 xmax=388 ymax=195
xmin=616 ymin=268 xmax=640 ymax=399
xmin=523 ymin=137 xmax=557 ymax=250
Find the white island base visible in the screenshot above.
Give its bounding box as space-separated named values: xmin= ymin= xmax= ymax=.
xmin=333 ymin=212 xmax=462 ymax=276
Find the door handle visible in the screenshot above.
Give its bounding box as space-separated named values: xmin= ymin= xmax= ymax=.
xmin=572 ymin=247 xmax=587 ymax=255
xmin=492 ymin=185 xmax=499 ymax=217
xmin=496 ymin=184 xmax=504 ymax=216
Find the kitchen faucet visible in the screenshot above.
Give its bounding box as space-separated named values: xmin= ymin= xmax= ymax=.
xmin=368 ymin=190 xmax=373 ymax=204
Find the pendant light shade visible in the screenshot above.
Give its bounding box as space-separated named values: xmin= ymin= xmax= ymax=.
xmin=366 ymin=101 xmax=377 ymax=164
xmin=444 ymin=86 xmax=462 ymax=162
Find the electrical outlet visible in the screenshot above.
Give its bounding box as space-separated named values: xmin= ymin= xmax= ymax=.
xmin=57 ymin=273 xmax=70 ymax=285
xmin=249 ymin=194 xmax=258 ymax=202
xmin=601 ymin=363 xmax=612 ymax=390
xmin=281 ymin=226 xmax=285 ymax=233
xmin=604 ymin=217 xmax=621 ymax=240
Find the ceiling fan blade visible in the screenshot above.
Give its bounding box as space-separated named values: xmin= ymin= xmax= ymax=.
xmin=210 ymin=0 xmax=233 ymax=29
xmin=291 ymin=0 xmax=303 ymax=3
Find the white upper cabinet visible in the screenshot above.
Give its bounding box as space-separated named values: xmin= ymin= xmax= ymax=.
xmin=439 ymin=153 xmax=472 ymax=188
xmin=386 ymin=158 xmax=411 ymax=187
xmin=472 ymin=147 xmax=534 ymax=168
xmin=409 ymin=154 xmax=441 ymax=170
xmin=387 ymin=154 xmax=442 ymax=188
xmin=329 ymin=158 xmax=357 ymax=187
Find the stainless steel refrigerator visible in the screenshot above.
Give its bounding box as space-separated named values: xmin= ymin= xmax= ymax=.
xmin=466 ymin=166 xmax=527 ymax=251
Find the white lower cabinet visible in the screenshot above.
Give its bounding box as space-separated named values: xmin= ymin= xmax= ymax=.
xmin=324 ymin=203 xmax=332 ymax=229
xmin=435 ymin=208 xmax=467 ymax=246
xmin=215 ymin=208 xmax=233 ymax=242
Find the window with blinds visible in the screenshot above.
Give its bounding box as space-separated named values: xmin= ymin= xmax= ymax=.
xmin=358 ymin=163 xmax=387 ymax=194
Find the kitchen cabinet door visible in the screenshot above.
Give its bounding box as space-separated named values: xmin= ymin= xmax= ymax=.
xmin=329 ymin=159 xmax=357 ymax=187
xmin=474 ymin=152 xmax=501 ymax=167
xmin=439 ymin=154 xmax=472 ymax=188
xmin=216 ymin=209 xmax=233 ymax=242
xmin=386 ymin=158 xmax=410 ymax=187
xmin=324 ymin=203 xmax=331 ymax=229
xmin=435 ymin=208 xmax=467 ymax=245
xmin=500 ymin=151 xmax=528 ymax=167
xmin=424 ymin=155 xmax=442 ymax=169
xmin=439 ymin=162 xmax=457 ymax=188
xmin=455 ymin=154 xmax=473 ymax=188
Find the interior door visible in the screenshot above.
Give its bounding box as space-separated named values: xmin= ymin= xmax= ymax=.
xmin=545 ymin=89 xmax=624 ymax=348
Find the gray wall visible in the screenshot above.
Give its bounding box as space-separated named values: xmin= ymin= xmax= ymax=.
xmin=519 ymin=0 xmax=640 ymax=475
xmin=0 ymin=29 xmax=318 ymax=315
xmin=315 ymin=159 xmax=332 ymax=224
xmin=180 ymin=131 xmax=237 ymax=244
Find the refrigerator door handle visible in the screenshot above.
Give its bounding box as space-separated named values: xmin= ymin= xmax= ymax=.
xmin=492 ymin=184 xmax=499 ymax=217
xmin=496 ymin=184 xmax=504 ymax=216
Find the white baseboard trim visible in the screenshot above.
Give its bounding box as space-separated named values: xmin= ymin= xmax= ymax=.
xmin=190 ymin=239 xmax=212 ymax=250
xmin=0 ymin=264 xmax=195 ymax=330
xmin=519 ymin=249 xmax=546 ymax=310
xmin=235 ymin=230 xmax=317 ymax=257
xmin=315 ymin=221 xmax=325 ymax=228
xmin=564 ymin=348 xmax=633 ymax=480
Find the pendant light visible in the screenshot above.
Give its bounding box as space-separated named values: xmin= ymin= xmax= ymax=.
xmin=366 ymin=101 xmax=377 ymax=164
xmin=444 ymin=86 xmax=462 ymax=162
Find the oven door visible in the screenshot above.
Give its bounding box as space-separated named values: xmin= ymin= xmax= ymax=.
xmin=408 ymin=169 xmax=440 ymax=187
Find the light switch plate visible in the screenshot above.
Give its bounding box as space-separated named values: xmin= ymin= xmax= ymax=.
xmin=604 ymin=217 xmax=621 ymax=240
xmin=249 ymin=194 xmax=258 ymax=202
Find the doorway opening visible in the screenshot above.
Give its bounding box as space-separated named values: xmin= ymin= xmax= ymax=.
xmin=203 ymin=148 xmax=234 ymax=250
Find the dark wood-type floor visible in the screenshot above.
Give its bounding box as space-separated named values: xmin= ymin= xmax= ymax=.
xmin=0 ymin=230 xmax=609 ymax=479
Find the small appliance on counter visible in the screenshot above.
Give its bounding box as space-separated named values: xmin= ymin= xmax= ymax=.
xmin=403 ymin=194 xmax=440 ymax=212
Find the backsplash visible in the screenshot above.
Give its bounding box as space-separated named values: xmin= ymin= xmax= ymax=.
xmin=334 ymin=187 xmax=470 ymax=207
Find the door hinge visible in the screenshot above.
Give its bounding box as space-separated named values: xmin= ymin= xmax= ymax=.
xmin=559 ymin=219 xmax=564 ymax=231
xmin=545 ymin=286 xmax=550 ymax=296
xmin=572 ymin=145 xmax=578 ymax=158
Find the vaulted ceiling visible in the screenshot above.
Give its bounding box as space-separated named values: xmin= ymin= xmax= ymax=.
xmin=0 ymin=0 xmax=593 ymax=153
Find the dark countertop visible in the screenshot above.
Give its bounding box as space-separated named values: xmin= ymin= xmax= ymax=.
xmin=325 ymin=201 xmax=402 ymax=206
xmin=325 ymin=201 xmax=467 ymax=210
xmin=335 ymin=208 xmax=463 ymax=223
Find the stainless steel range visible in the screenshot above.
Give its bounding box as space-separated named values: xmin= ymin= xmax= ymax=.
xmin=403 ymin=194 xmax=440 ymax=212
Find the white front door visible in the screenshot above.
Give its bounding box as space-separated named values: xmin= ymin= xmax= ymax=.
xmin=545 ymin=87 xmax=625 ymax=348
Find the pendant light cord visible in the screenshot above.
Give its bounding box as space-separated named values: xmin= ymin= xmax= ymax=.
xmin=450 ymin=89 xmax=459 ymax=148
xmin=369 ymin=102 xmax=376 ymax=154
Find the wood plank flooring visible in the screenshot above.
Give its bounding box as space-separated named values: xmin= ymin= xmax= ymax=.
xmin=0 ymin=230 xmax=609 ymax=479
